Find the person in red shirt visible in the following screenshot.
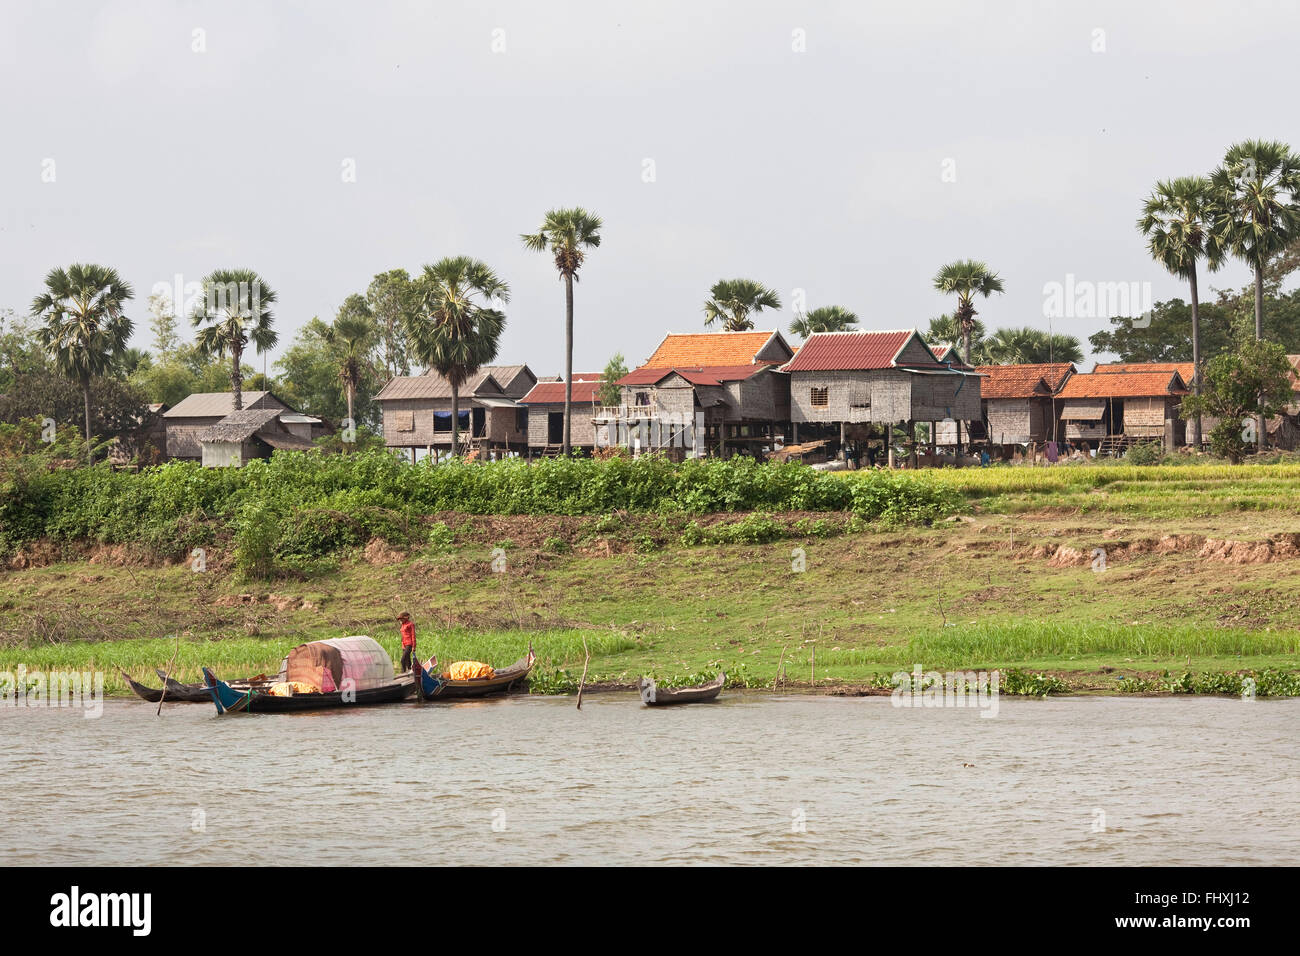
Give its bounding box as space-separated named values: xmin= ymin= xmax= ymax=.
xmin=398 ymin=612 xmax=416 ymax=671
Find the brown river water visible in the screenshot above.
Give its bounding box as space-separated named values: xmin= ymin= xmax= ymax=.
xmin=2 ymin=694 xmax=1297 ymax=865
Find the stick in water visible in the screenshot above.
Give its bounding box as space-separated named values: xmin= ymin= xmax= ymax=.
xmin=576 ymin=635 xmax=591 ymax=710
xmin=157 ymin=631 xmax=181 ymax=717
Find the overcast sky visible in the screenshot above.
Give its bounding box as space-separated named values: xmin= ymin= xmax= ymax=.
xmin=3 ymin=0 xmax=1297 ymax=375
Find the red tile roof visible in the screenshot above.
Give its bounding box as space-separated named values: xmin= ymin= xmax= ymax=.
xmin=519 ymin=377 xmax=603 ymax=405
xmin=974 ymin=363 xmax=1076 ymax=399
xmin=782 ymin=330 xmax=942 ymax=372
xmin=644 ymin=331 xmax=784 ymax=368
xmin=1058 ymin=371 xmax=1187 ymax=399
xmin=616 ymin=364 xmax=768 ymax=387
xmin=1094 ymin=361 xmax=1195 ymax=381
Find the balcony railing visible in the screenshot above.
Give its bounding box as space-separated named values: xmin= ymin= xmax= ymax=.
xmin=592 ymin=405 xmax=656 ymax=422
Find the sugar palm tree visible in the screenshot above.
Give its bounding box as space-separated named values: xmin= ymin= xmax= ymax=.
xmin=932 ymin=261 xmax=1005 ymax=365
xmin=927 ymin=313 xmax=989 ymax=363
xmin=1138 ymin=176 xmax=1222 ymax=448
xmin=405 ymin=256 xmax=509 ymax=457
xmin=1210 ymin=140 xmax=1300 ymax=449
xmin=984 ymin=326 xmax=1083 ymax=365
xmin=31 ymin=263 xmax=134 ymax=461
xmin=789 ymin=305 xmax=858 ymax=339
xmin=521 ymin=207 xmax=602 ymax=456
xmin=702 ymin=279 xmax=781 ymax=334
xmin=324 ymin=295 xmax=377 ymax=441
xmin=190 ymin=268 xmax=278 ymax=411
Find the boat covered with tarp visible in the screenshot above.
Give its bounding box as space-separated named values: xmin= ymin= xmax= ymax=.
xmin=203 ymin=636 xmax=415 ymax=714
xmin=416 ymin=645 xmax=536 ymax=700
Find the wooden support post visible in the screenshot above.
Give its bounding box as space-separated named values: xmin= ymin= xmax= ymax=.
xmin=908 ymin=420 xmax=918 ymax=468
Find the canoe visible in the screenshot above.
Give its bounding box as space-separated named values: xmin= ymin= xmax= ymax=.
xmin=416 ymin=647 xmax=536 ymax=701
xmin=202 ymin=667 xmax=417 ymax=714
xmin=121 ymin=669 xmax=267 ymax=704
xmin=637 ymin=670 xmax=726 ymax=706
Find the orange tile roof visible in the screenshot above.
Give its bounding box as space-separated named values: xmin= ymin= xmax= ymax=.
xmin=1094 ymin=361 xmax=1195 ymax=380
xmin=1058 ymin=371 xmax=1187 ymax=399
xmin=644 ymin=331 xmax=781 ymax=368
xmin=974 ymin=363 xmax=1075 ymax=399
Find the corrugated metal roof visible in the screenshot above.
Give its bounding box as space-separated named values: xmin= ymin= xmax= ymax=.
xmin=782 ymin=330 xmax=940 ymax=372
xmin=376 ymin=369 xmax=503 ymax=401
xmin=1057 ymin=371 xmax=1187 ymax=399
xmin=643 ymin=330 xmax=786 ymax=368
xmin=519 ymin=378 xmax=603 ymax=404
xmin=164 ymin=391 xmax=283 ymax=419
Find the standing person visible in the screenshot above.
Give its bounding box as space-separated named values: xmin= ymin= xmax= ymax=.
xmin=398 ymin=612 xmax=416 ymax=671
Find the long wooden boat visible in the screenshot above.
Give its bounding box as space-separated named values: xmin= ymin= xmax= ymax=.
xmin=121 ymin=669 xmax=267 ymax=704
xmin=416 ymin=647 xmax=536 ymax=701
xmin=202 ymin=667 xmax=416 ymax=714
xmin=637 ymin=670 xmax=726 ymax=706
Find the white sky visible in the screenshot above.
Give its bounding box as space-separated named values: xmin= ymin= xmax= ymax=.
xmin=2 ymin=0 xmax=1297 ymax=373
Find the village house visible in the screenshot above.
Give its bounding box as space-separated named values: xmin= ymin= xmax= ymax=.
xmin=163 ymin=391 xmax=293 ymax=461
xmin=196 ymin=407 xmax=318 ymax=467
xmin=374 ymin=364 xmax=536 ymax=460
xmin=517 ymin=374 xmax=603 ymax=454
xmin=975 ymin=362 xmax=1076 ymax=449
xmin=1056 ymin=368 xmax=1188 ymax=452
xmin=783 ymin=330 xmax=983 ymax=461
xmin=597 ymin=330 xmax=795 ymax=459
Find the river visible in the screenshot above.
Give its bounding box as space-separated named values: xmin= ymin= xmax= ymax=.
xmin=2 ymin=694 xmax=1296 ymax=865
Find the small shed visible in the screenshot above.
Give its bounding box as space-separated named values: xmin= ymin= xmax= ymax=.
xmin=197 ymin=407 xmax=316 ymax=467
xmin=163 ymin=391 xmax=290 ymax=461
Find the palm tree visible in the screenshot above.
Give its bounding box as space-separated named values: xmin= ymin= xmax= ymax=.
xmin=405 ymin=256 xmax=509 ymax=457
xmin=1211 ymin=140 xmax=1300 ymax=450
xmin=927 ymin=313 xmax=988 ymax=363
xmin=31 ymin=263 xmax=135 ymax=461
xmin=190 ymin=268 xmax=278 ymax=411
xmin=789 ymin=305 xmax=858 ymax=339
xmin=984 ymin=326 xmax=1083 ymax=365
xmin=324 ymin=295 xmax=377 ymax=441
xmin=932 ymin=260 xmax=1005 ymax=365
xmin=521 ymin=208 xmax=602 ymax=456
xmin=703 ymin=279 xmax=781 ymax=332
xmin=1138 ymin=176 xmax=1222 ymax=448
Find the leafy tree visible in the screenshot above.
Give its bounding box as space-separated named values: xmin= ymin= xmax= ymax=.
xmin=983 ymin=326 xmax=1083 ymax=365
xmin=405 ymin=257 xmax=510 ymax=455
xmin=189 ymin=268 xmax=278 ymax=411
xmin=1181 ymin=338 xmax=1293 ymax=462
xmin=703 ymin=278 xmax=781 ymax=333
xmin=522 ymin=208 xmax=603 ymax=456
xmin=324 ymin=296 xmax=379 ymax=438
xmin=147 ymin=289 xmax=181 ymax=357
xmin=366 ymin=269 xmax=417 ymax=378
xmin=932 ymin=260 xmax=1005 ymax=365
xmin=598 ymin=352 xmax=628 ymax=406
xmin=1138 ymin=176 xmax=1223 ymax=446
xmin=789 ymin=305 xmax=858 ymax=338
xmin=30 ymin=263 xmax=135 ymax=461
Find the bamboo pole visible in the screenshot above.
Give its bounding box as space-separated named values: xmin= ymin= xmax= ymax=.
xmin=576 ymin=635 xmax=591 ymax=710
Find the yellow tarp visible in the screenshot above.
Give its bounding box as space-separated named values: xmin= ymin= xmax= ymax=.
xmin=268 ymin=681 xmax=320 ymax=697
xmin=442 ymin=661 xmax=495 ymax=681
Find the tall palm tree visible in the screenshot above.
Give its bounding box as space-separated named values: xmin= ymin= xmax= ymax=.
xmin=984 ymin=326 xmax=1083 ymax=365
xmin=405 ymin=256 xmax=509 ymax=457
xmin=789 ymin=305 xmax=859 ymax=339
xmin=190 ymin=268 xmax=278 ymax=411
xmin=31 ymin=263 xmax=134 ymax=462
xmin=703 ymin=279 xmax=781 ymax=333
xmin=324 ymin=295 xmax=377 ymax=440
xmin=1138 ymin=176 xmax=1221 ymax=448
xmin=521 ymin=207 xmax=602 ymax=456
xmin=932 ymin=260 xmax=1005 ymax=365
xmin=1211 ymin=140 xmax=1300 ymax=449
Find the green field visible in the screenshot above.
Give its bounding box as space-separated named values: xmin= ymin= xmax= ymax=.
xmin=4 ymin=461 xmax=1300 ymax=697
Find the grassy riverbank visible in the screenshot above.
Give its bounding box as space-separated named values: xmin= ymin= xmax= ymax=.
xmin=4 ymin=488 xmax=1300 ymax=696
